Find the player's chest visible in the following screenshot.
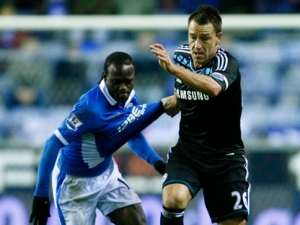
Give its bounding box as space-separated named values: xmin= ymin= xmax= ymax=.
xmin=96 ymin=105 xmax=146 ymax=132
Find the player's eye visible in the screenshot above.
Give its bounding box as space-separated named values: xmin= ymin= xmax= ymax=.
xmin=125 ymin=79 xmax=133 ymax=84
xmin=201 ymin=36 xmax=210 ymax=41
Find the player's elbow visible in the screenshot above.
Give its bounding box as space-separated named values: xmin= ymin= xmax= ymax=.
xmin=207 ymin=85 xmax=222 ymax=97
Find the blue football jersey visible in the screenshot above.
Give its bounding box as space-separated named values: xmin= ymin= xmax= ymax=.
xmin=34 ymin=80 xmax=164 ymax=197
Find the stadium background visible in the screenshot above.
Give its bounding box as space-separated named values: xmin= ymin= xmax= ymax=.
xmin=0 ymin=1 xmax=300 ymax=225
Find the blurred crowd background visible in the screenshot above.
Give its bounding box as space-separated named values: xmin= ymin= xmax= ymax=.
xmin=1 ymin=0 xmax=300 ymax=15
xmin=0 ymin=0 xmax=299 ymax=148
xmin=0 ymin=1 xmax=300 ymax=224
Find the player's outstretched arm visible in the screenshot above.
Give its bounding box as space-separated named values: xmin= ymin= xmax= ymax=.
xmin=161 ymin=93 xmax=180 ymax=117
xmin=128 ymin=133 xmax=166 ymax=175
xmin=30 ymin=134 xmax=65 ymax=225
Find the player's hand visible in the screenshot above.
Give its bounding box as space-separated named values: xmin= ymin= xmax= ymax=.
xmin=161 ymin=94 xmax=180 ymax=117
xmin=154 ymin=160 xmax=166 ymax=175
xmin=149 ymin=43 xmax=174 ymax=73
xmin=29 ymin=196 xmax=51 ymax=225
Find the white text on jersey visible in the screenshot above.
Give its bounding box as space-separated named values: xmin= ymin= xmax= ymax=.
xmin=176 ymin=89 xmax=209 ymax=101
xmin=118 ymin=104 xmax=147 ymax=132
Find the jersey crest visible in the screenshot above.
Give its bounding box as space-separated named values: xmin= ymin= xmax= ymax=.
xmin=66 ymin=114 xmax=83 ymax=131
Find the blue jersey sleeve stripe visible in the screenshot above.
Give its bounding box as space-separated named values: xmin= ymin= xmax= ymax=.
xmin=54 ymin=129 xmax=69 ymax=145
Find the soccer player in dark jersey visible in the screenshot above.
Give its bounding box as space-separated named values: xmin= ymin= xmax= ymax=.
xmin=29 ymin=51 xmax=177 ymax=225
xmin=150 ymin=5 xmax=250 ymax=225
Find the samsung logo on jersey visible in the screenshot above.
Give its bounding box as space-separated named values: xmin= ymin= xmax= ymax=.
xmin=176 ymin=89 xmax=209 ymax=101
xmin=118 ymin=104 xmax=147 ymax=132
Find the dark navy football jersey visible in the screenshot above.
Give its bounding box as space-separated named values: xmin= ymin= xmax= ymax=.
xmin=173 ymin=44 xmax=244 ymax=155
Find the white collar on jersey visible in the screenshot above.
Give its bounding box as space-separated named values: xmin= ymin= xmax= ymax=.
xmin=99 ymin=80 xmax=135 ymax=108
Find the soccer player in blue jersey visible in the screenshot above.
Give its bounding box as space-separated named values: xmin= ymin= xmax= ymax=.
xmin=29 ymin=51 xmax=178 ymax=225
xmin=150 ymin=5 xmax=250 ymax=225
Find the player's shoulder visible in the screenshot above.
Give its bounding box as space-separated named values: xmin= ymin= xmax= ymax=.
xmin=214 ymin=47 xmax=238 ymax=68
xmin=215 ymin=47 xmax=237 ymax=62
xmin=173 ymin=44 xmax=192 ymax=67
xmin=174 ymin=44 xmax=191 ymax=56
xmin=73 ymin=86 xmax=101 ymax=113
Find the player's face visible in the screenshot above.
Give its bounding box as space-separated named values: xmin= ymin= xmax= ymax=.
xmin=188 ymin=20 xmax=222 ymax=68
xmin=104 ymin=63 xmax=135 ymax=103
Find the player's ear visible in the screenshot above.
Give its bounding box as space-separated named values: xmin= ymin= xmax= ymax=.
xmin=217 ymin=32 xmax=222 ymax=43
xmin=102 ymin=72 xmax=107 ymax=81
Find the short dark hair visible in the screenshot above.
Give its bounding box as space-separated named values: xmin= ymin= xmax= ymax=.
xmin=103 ymin=51 xmax=135 ymax=75
xmin=188 ymin=5 xmax=222 ymax=34
xmin=98 ymin=51 xmax=135 ymax=83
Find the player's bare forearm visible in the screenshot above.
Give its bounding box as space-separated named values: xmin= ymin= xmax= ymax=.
xmin=161 ymin=94 xmax=180 ymax=117
xmin=150 ymin=43 xmax=222 ymax=97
